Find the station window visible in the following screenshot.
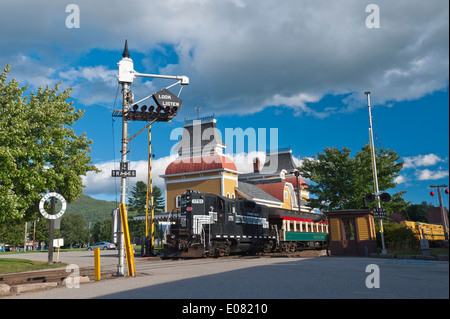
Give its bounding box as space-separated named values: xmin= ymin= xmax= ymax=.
xmin=343 ymin=219 xmax=356 ymax=240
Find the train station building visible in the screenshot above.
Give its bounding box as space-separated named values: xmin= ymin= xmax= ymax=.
xmin=161 ymin=117 xmax=311 ymax=213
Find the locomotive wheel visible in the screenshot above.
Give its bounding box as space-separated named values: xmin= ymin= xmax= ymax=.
xmin=263 ymin=241 xmax=273 ymax=253
xmin=177 ymin=241 xmax=186 ymax=251
xmin=224 ymin=243 xmax=231 ymax=256
xmin=289 ymin=242 xmax=296 ymax=252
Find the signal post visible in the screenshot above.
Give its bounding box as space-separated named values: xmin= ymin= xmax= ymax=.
xmin=113 ymin=40 xmax=189 ymax=276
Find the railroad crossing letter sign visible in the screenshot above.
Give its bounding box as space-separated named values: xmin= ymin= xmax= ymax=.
xmin=39 ymin=192 xmax=67 ymax=219
xmin=112 ymin=162 xmax=136 ymax=177
xmin=373 ymin=208 xmax=387 ymax=219
xmin=152 ymin=88 xmax=182 ymax=110
xmin=111 ymin=170 xmax=136 ymax=177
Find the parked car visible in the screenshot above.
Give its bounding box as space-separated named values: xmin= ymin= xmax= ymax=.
xmin=86 ymin=242 xmax=116 ymax=250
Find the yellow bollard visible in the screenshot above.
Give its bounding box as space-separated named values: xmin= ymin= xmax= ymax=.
xmin=94 ymin=247 xmax=101 ymax=281
xmin=119 ymin=203 xmax=136 ymax=277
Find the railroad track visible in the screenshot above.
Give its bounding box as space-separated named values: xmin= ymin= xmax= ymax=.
xmin=0 ymin=267 xmax=116 ymax=286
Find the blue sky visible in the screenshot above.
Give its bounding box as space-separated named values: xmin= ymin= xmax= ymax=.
xmin=1 ymin=1 xmax=448 ymax=207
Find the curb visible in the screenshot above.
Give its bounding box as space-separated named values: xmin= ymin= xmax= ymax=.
xmin=369 ymin=253 xmax=449 ymax=261
xmin=0 ymin=275 xmax=91 ymax=297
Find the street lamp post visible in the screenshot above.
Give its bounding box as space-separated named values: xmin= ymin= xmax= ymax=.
xmin=365 ymin=91 xmax=387 ymax=255
xmin=430 ymin=184 xmax=449 ymax=247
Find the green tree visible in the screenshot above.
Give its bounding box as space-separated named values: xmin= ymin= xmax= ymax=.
xmin=0 ymin=219 xmax=25 ymax=247
xmin=404 ymin=201 xmax=429 ymax=222
xmin=92 ymin=217 xmax=111 ymax=243
xmin=60 ymin=214 xmax=88 ymax=247
xmin=0 ymin=64 xmax=98 ymax=222
xmin=299 ymin=144 xmax=408 ymax=213
xmin=129 ymin=181 xmax=165 ymax=216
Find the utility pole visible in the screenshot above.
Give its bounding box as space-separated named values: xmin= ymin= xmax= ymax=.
xmin=430 ymin=184 xmax=449 ymax=247
xmin=365 ymin=91 xmax=387 ymax=254
xmin=114 ymin=40 xmax=188 ymax=273
xmin=47 ymin=197 xmax=55 ymax=264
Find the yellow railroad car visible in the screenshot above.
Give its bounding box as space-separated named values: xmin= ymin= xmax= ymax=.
xmin=403 ymin=220 xmax=448 ymax=245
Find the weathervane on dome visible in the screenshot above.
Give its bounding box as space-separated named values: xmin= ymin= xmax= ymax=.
xmin=195 ymin=105 xmax=201 ymax=119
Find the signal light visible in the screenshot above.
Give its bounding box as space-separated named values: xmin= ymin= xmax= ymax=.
xmin=430 ymin=191 xmax=435 ymax=196
xmin=445 ymin=189 xmax=449 ymax=194
xmin=380 ymin=192 xmax=391 ymax=202
xmin=365 ymin=193 xmax=375 ymax=202
xmin=140 ymin=105 xmax=147 ymax=112
xmin=171 ymin=106 xmax=178 ymax=114
xmin=132 ymin=104 xmax=139 ymax=111
xmin=164 ymin=106 xmax=170 ymax=113
xmin=149 ymin=105 xmax=154 ymax=112
xmin=156 ymin=106 xmax=163 ymax=112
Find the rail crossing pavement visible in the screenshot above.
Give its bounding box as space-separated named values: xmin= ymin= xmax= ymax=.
xmin=1 ymin=251 xmax=448 ymax=300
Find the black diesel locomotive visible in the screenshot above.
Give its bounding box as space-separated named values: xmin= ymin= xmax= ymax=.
xmin=163 ymin=190 xmax=327 ymax=258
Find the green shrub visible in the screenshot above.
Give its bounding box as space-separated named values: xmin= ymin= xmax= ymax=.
xmin=376 ymin=222 xmax=419 ymax=255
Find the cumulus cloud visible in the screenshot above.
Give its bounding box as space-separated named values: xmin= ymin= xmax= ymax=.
xmin=394 ymin=175 xmax=407 ymax=184
xmin=400 ymin=153 xmax=449 ymax=183
xmin=1 ymin=0 xmax=447 ymax=117
xmin=416 ymin=169 xmax=449 ymax=181
xmin=403 ymin=154 xmax=445 ymax=169
xmin=82 ymin=151 xmax=304 ymax=200
xmin=82 ymin=154 xmax=177 ymax=197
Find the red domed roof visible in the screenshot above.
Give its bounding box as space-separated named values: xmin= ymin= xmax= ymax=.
xmin=285 ymin=176 xmax=308 ymax=188
xmin=165 ymin=155 xmax=237 ymax=175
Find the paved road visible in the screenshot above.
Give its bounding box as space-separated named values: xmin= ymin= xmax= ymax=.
xmin=2 ymin=251 xmax=448 ymax=300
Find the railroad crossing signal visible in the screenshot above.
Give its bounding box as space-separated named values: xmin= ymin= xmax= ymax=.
xmin=363 ymin=192 xmax=390 ymax=219
xmin=113 ymin=40 xmax=189 ymax=275
xmin=112 ymin=87 xmax=183 ymax=122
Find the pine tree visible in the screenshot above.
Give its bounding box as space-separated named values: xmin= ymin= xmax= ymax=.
xmin=129 ymin=181 xmax=165 ymax=216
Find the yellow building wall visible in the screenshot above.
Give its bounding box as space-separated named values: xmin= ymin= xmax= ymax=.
xmin=166 ymin=178 xmax=222 ymax=212
xmin=357 ymin=217 xmax=370 ymax=241
xmin=224 ymin=175 xmax=238 ymax=198
xmin=281 ymin=186 xmax=293 ymax=210
xmin=329 ymin=218 xmax=341 ymax=241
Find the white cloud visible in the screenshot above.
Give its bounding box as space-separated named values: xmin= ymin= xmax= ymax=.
xmin=416 ymin=169 xmax=449 ymax=181
xmin=82 ymin=154 xmax=177 ymax=198
xmin=403 ymin=153 xmax=445 ymax=169
xmin=82 ymin=151 xmax=305 ymax=200
xmin=58 ymin=65 xmax=118 ymax=106
xmin=1 ymin=0 xmax=447 ymax=116
xmin=394 ymin=175 xmax=407 ymax=184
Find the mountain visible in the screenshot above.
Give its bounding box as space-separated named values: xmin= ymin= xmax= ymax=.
xmin=65 ymin=194 xmax=118 ymax=226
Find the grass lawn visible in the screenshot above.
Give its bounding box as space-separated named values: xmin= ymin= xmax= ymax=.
xmin=0 ymin=258 xmax=67 ymax=274
xmin=430 ymin=247 xmax=449 ymax=256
